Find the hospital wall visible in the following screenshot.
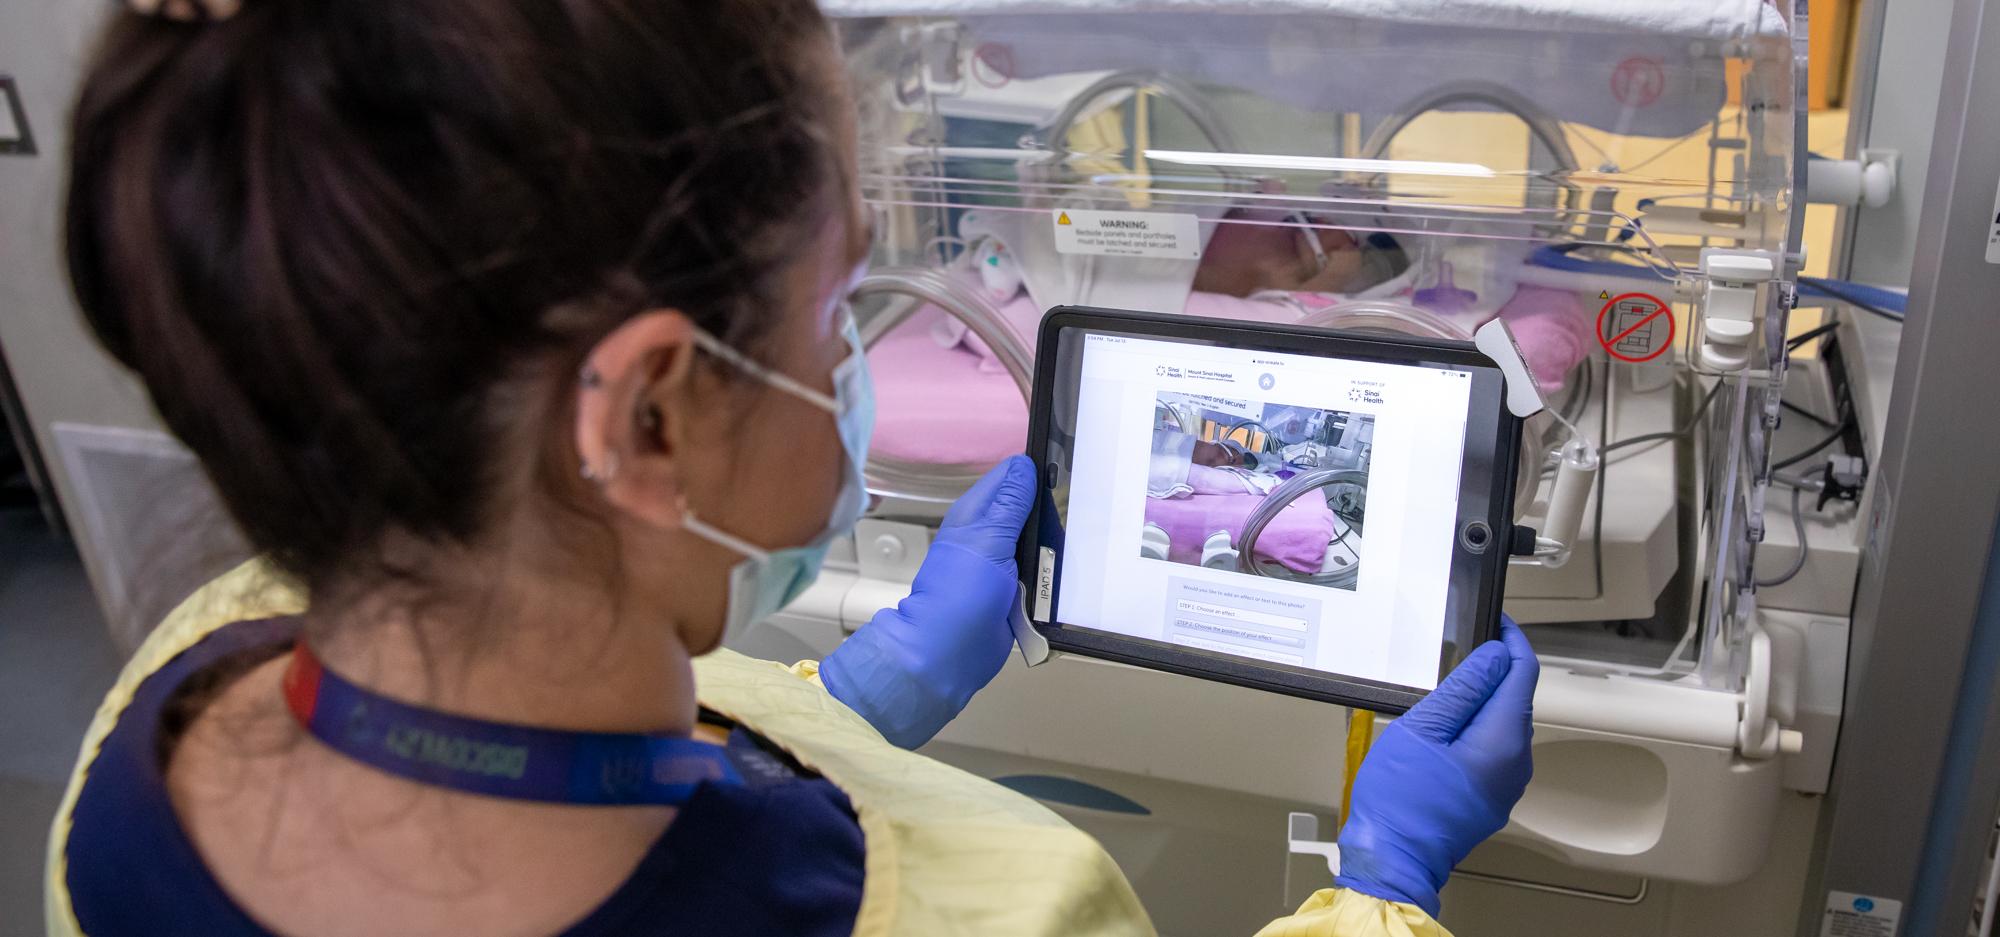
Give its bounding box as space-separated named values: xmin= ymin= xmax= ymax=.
xmin=0 ymin=0 xmax=244 ymax=651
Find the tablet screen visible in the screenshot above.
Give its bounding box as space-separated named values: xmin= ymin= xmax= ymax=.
xmin=1029 ymin=314 xmax=1515 ymax=703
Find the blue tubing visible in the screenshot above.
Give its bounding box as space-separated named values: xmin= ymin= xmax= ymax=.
xmin=1527 ymin=245 xmax=1907 ymax=315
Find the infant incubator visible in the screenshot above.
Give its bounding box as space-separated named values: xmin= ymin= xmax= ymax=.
xmin=734 ymin=1 xmax=1843 ymax=931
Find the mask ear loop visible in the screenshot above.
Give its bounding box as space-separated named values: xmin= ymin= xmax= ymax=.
xmin=688 ymin=329 xmax=840 ymax=415
xmin=666 ymin=327 xmax=856 ymax=559
xmin=677 ymin=496 xmax=773 ymax=562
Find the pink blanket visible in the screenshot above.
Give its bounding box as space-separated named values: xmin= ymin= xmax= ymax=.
xmin=1144 ymin=490 xmax=1337 ymax=575
xmin=869 ymin=307 xmax=1028 ymax=464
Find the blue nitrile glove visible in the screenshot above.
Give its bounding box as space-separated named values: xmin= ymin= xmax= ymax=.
xmin=1335 ymin=616 xmax=1539 ymax=918
xmin=821 ymin=455 xmax=1036 ymax=749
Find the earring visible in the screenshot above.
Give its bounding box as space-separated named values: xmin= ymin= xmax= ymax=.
xmin=581 ymin=451 xmax=620 ymax=483
xmin=579 ymin=365 xmax=604 ymax=390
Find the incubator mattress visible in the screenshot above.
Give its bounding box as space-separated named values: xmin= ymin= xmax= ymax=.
xmin=870 ymin=309 xmax=1029 ymax=466
xmin=1143 ymin=490 xmax=1338 ymax=575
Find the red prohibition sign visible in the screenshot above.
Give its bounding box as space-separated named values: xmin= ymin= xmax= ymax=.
xmin=1611 ymin=56 xmax=1666 ymax=109
xmin=972 ymin=43 xmax=1015 ymax=89
xmin=1597 ymin=292 xmax=1675 ymax=363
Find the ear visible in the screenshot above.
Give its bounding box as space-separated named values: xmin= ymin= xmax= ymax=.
xmin=575 ymin=310 xmax=701 ymax=529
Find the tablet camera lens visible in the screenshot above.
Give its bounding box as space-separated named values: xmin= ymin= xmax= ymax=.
xmin=1461 ymin=521 xmax=1491 ymax=553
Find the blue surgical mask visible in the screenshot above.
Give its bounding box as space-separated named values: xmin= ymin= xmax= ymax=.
xmin=680 ymin=309 xmax=874 ymax=644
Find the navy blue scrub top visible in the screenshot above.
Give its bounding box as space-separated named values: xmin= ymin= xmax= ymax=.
xmin=61 ymin=617 xmax=866 ymax=936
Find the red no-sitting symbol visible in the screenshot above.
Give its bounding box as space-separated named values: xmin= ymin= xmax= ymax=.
xmin=1597 ymin=292 xmax=1675 ymax=363
xmin=1611 ymin=56 xmax=1665 ymax=109
xmin=972 ymin=43 xmax=1015 ymax=89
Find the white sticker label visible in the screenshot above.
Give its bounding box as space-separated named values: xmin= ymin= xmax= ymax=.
xmin=1819 ymin=891 xmax=1902 ymax=937
xmin=1051 ymin=209 xmax=1202 ymax=260
xmin=1986 ymin=173 xmax=2000 ymax=264
xmin=1034 ymin=546 xmax=1056 ymax=622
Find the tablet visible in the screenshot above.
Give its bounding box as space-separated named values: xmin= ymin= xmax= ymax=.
xmin=1018 ymin=307 xmax=1528 ymax=714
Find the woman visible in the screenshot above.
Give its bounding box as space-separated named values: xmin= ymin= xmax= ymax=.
xmin=48 ymin=1 xmax=1538 ymax=935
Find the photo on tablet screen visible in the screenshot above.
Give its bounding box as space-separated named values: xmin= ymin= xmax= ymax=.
xmin=1142 ymin=392 xmax=1373 ymax=591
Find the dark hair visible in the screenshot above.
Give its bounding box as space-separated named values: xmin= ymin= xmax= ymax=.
xmin=65 ymin=0 xmax=839 ymax=597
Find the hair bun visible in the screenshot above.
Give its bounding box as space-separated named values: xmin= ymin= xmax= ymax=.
xmin=128 ymin=0 xmax=242 ymax=22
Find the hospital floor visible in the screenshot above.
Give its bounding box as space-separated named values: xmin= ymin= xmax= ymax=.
xmin=0 ymin=508 xmax=124 ymax=936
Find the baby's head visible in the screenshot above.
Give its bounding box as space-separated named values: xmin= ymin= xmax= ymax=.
xmin=1192 ymin=438 xmax=1256 ymax=470
xmin=1193 ymin=208 xmax=1408 ymax=298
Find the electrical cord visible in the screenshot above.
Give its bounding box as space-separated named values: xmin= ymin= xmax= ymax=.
xmin=1558 ymin=360 xmax=1594 ymax=427
xmin=1785 ymin=322 xmax=1840 ymax=351
xmin=1782 ymin=399 xmax=1838 ymax=428
xmin=1772 ymin=417 xmax=1851 ymax=471
xmin=1755 ymin=485 xmax=1809 ymax=587
xmin=1600 ymin=379 xmax=1723 ymax=454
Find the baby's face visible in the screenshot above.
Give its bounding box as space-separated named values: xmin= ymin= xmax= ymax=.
xmin=1191 ymin=439 xmax=1245 ymax=468
xmin=1193 ymin=213 xmax=1369 ymax=297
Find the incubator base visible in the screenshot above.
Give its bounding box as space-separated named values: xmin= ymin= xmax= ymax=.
xmin=740 ymin=557 xmax=1838 ymax=887
xmin=920 ymin=729 xmax=1826 ymax=937
xmin=1442 ymin=793 xmax=1825 ymax=937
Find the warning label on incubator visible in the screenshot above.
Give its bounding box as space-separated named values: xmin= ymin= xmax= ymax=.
xmin=1596 ymin=292 xmax=1675 ymax=363
xmin=1984 ymin=172 xmax=2000 ymax=264
xmin=1817 ymin=891 xmax=1901 ymax=937
xmin=1052 ymin=209 xmax=1202 ymax=260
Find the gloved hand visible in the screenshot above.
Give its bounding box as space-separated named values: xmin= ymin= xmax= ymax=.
xmin=1335 ymin=616 xmax=1539 ymax=918
xmin=821 ymin=455 xmax=1036 ymax=749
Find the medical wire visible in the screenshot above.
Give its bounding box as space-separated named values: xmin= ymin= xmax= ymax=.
xmin=1563 ymin=128 xmax=1696 ymax=177
xmin=1772 ymin=418 xmax=1851 ymax=471
xmin=1546 ymin=404 xmax=1591 ymax=451
xmin=1754 ymin=485 xmax=1809 ymax=588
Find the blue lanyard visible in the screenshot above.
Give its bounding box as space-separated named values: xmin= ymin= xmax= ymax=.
xmin=281 ymin=641 xmax=786 ymax=805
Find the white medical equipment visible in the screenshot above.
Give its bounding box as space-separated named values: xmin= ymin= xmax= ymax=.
xmin=741 ymin=1 xmax=1847 ymax=933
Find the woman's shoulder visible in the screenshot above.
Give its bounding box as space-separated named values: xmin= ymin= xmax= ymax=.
xmin=572 ymin=766 xmax=864 ymax=937
xmin=57 ymin=615 xmax=303 ymax=937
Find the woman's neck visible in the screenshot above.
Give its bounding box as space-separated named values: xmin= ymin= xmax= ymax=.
xmin=307 ymin=567 xmax=698 ymax=738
